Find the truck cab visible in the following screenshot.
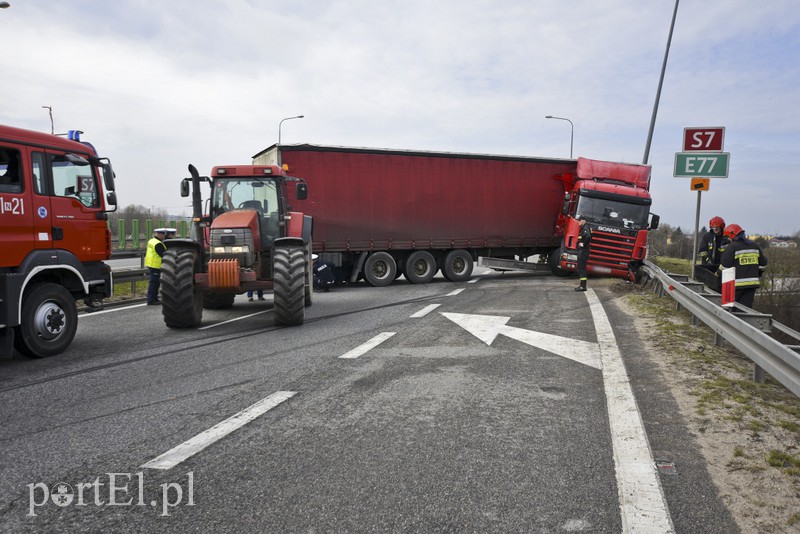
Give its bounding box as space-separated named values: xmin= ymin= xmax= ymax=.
xmin=0 ymin=125 xmax=117 ymax=358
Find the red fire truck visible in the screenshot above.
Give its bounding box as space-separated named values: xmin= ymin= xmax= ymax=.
xmin=1 ymin=124 xmax=117 ymax=358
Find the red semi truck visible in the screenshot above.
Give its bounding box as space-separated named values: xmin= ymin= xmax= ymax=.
xmin=1 ymin=124 xmax=117 ymax=358
xmin=252 ymin=144 xmax=657 ymax=285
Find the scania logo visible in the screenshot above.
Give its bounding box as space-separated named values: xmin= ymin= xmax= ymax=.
xmin=597 ymin=226 xmax=622 ymax=234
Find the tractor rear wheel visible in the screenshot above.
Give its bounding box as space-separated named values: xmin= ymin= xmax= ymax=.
xmin=161 ymin=249 xmax=203 ymax=328
xmin=273 ymin=245 xmax=305 ymax=326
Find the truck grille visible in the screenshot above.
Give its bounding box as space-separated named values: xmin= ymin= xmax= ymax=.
xmin=588 ymin=230 xmax=637 ymax=272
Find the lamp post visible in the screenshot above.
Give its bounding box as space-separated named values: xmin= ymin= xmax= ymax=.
xmin=278 ymin=115 xmax=304 ymax=146
xmin=545 ymin=115 xmax=574 ymax=158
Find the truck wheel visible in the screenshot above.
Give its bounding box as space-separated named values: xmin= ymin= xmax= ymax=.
xmin=273 ymin=245 xmax=305 ymax=325
xmin=548 ymin=248 xmax=571 ymax=277
xmin=161 ymin=249 xmax=203 ymax=328
xmin=364 ymin=252 xmax=397 ymax=287
xmin=203 ymin=292 xmax=235 ymax=309
xmin=15 ymin=283 xmax=77 ymax=358
xmin=404 ymin=250 xmax=437 ymax=284
xmin=442 ymin=249 xmax=473 ymax=282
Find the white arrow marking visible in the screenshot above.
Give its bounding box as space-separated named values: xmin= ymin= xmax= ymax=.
xmin=441 ymin=312 xmax=601 ymax=369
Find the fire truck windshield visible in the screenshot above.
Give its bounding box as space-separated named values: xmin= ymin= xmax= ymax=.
xmin=575 ymin=193 xmax=650 ymax=230
xmin=212 ymin=178 xmax=279 ymax=216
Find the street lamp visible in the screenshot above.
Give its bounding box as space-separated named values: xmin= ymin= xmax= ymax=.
xmin=278 ymin=115 xmax=304 ymax=146
xmin=545 ymin=115 xmax=574 ymax=158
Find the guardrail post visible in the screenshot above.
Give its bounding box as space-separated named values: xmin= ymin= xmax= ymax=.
xmin=753 ymin=364 xmax=766 ymax=383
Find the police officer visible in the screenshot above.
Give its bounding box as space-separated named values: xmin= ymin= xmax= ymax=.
xmin=575 ymin=216 xmax=592 ymax=292
xmin=719 ymin=224 xmax=768 ymax=309
xmin=145 ymin=228 xmax=168 ymax=305
xmin=698 ymin=216 xmax=728 ymax=273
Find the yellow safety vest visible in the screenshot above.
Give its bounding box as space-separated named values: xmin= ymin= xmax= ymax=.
xmin=145 ymin=237 xmax=164 ymax=269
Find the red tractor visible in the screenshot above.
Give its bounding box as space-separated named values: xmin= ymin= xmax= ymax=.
xmin=161 ymin=164 xmax=313 ymax=328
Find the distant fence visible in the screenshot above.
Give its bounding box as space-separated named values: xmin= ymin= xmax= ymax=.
xmin=111 ymin=219 xmax=190 ymax=250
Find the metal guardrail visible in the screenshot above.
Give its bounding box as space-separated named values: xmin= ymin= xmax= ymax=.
xmin=641 ymin=259 xmax=800 ymax=398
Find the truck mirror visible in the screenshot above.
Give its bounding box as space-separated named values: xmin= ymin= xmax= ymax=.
xmin=296 ymin=182 xmax=308 ymax=200
xmin=106 ymin=191 xmax=117 ymax=207
xmin=649 ymin=213 xmax=660 ymax=230
xmin=181 ymin=179 xmax=190 ymax=197
xmin=102 ymin=163 xmax=116 ymax=191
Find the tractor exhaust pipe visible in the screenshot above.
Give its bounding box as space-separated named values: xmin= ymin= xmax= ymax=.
xmin=188 ymin=164 xmax=204 ymax=244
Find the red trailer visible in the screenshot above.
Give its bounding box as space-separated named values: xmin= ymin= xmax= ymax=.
xmin=252 ymin=144 xmax=657 ymax=285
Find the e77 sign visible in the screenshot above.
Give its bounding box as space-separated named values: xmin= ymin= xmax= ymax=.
xmin=683 ymin=127 xmax=725 ymax=151
xmin=674 ymin=152 xmax=730 ymax=178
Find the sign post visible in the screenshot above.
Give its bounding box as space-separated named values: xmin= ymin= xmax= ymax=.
xmin=674 ymin=127 xmax=728 ymax=280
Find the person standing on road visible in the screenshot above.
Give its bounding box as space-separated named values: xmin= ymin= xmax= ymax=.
xmin=718 ymin=224 xmax=768 ymax=309
xmin=698 ymin=216 xmax=728 ymax=273
xmin=145 ymin=228 xmax=167 ymax=306
xmin=575 ymin=216 xmax=592 ymax=292
xmin=247 ymin=290 xmax=265 ymax=301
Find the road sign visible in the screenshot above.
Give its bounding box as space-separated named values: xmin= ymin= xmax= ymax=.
xmin=683 ymin=127 xmax=725 ymax=151
xmin=691 ymin=178 xmax=710 ymax=191
xmin=674 ymin=152 xmax=730 ymax=177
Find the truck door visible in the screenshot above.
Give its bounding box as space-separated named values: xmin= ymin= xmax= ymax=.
xmin=0 ymin=145 xmax=35 ymax=268
xmin=41 ymin=150 xmax=108 ymax=263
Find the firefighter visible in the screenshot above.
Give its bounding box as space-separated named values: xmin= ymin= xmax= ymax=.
xmin=698 ymin=216 xmax=728 ymax=273
xmin=718 ymin=224 xmax=768 ymax=309
xmin=575 ymin=216 xmax=592 ymax=292
xmin=145 ymin=228 xmax=168 ymax=305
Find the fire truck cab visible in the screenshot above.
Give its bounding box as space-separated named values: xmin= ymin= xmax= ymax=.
xmin=0 ymin=124 xmax=117 ymax=358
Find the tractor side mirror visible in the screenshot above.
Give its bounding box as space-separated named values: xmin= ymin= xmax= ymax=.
xmin=181 ymin=179 xmax=190 ymax=197
xmin=296 ymin=182 xmax=308 ymax=200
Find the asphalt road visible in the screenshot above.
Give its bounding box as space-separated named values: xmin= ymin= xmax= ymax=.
xmin=0 ymin=270 xmax=738 ymax=533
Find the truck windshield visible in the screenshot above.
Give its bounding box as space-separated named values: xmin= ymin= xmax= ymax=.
xmin=212 ymin=178 xmax=279 ymax=216
xmin=575 ymin=193 xmax=650 ymax=230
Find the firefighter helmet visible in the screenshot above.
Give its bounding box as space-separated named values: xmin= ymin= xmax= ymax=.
xmin=709 ymin=216 xmax=725 ymax=229
xmin=723 ymin=223 xmax=744 ymax=240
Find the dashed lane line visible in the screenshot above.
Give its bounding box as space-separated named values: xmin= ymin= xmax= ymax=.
xmin=410 ymin=304 xmax=441 ymax=318
xmin=338 ymin=332 xmax=396 ymax=359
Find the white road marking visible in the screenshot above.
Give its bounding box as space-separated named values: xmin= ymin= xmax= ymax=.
xmin=141 ymin=391 xmax=296 ymax=470
xmin=585 ymin=289 xmax=674 ymax=533
xmin=441 ymin=312 xmax=601 ymax=369
xmin=467 ymin=277 xmax=481 ymax=284
xmin=79 ymin=303 xmax=147 ymax=317
xmin=446 ymin=288 xmax=465 ymax=296
xmin=199 ymin=310 xmax=271 ymax=330
xmin=338 ymin=332 xmax=396 ymax=359
xmin=410 ymin=304 xmax=441 ymax=318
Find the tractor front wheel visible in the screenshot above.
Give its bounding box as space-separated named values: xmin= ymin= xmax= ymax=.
xmin=161 ymin=249 xmax=204 ymax=328
xmin=273 ymin=245 xmax=306 ymax=326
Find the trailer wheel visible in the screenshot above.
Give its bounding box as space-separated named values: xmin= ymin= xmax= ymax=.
xmin=442 ymin=249 xmax=473 ymax=282
xmin=404 ymin=250 xmax=437 ymax=284
xmin=364 ymin=252 xmax=397 ymax=287
xmin=548 ymin=248 xmax=571 ymax=277
xmin=15 ymin=283 xmax=77 ymax=358
xmin=203 ymin=292 xmax=235 ymax=309
xmin=161 ymin=249 xmax=204 ymax=328
xmin=273 ymin=245 xmax=305 ymax=325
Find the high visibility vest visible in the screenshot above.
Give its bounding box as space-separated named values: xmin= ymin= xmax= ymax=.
xmin=145 ymin=237 xmax=163 ymax=269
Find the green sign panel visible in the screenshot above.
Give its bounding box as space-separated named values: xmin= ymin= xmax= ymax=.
xmin=674 ymin=152 xmax=730 ymax=178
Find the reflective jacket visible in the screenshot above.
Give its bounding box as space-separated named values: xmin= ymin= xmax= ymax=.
xmin=719 ymin=235 xmax=767 ymax=288
xmin=698 ymin=230 xmax=728 ymax=266
xmin=145 ymin=237 xmax=166 ymax=269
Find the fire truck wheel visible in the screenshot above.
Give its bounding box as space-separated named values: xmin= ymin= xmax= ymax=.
xmin=203 ymin=292 xmax=235 ymax=309
xmin=364 ymin=252 xmax=397 ymax=287
xmin=15 ymin=283 xmax=78 ymax=358
xmin=548 ymin=248 xmax=571 ymax=277
xmin=273 ymin=245 xmax=305 ymax=326
xmin=161 ymin=249 xmax=204 ymax=328
xmin=442 ymin=250 xmax=473 ymax=282
xmin=404 ymin=250 xmax=437 ymax=284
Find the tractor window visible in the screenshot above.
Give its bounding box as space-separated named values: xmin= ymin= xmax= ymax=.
xmin=212 ymin=178 xmax=279 ymax=217
xmin=0 ymin=147 xmax=23 ymax=193
xmin=50 ymin=155 xmax=99 ymax=208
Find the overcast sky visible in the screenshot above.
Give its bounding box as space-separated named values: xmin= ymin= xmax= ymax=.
xmin=3 ymin=0 xmax=799 ymax=235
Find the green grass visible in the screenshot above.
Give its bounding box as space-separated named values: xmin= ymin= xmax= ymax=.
xmin=651 ymin=256 xmax=692 ymax=276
